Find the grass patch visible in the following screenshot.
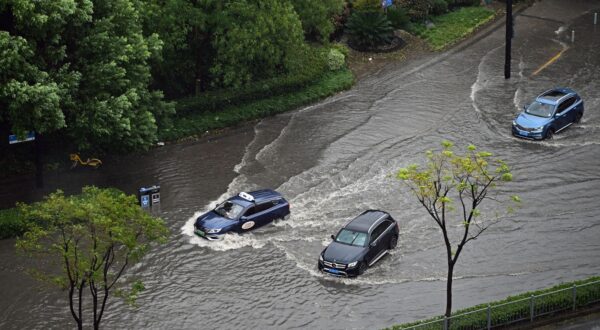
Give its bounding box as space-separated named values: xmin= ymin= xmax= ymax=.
xmin=0 ymin=207 xmax=25 ymax=239
xmin=411 ymin=6 xmax=496 ymax=51
xmin=387 ymin=276 xmax=600 ymax=330
xmin=159 ymin=68 xmax=354 ymax=141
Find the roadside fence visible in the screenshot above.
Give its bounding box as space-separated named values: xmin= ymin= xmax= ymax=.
xmin=398 ymin=279 xmax=600 ymax=330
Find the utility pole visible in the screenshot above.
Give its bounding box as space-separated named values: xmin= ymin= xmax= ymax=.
xmin=504 ymin=0 xmax=513 ymax=79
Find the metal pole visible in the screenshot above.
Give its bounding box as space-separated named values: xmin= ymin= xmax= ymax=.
xmin=504 ymin=0 xmax=513 ymax=79
xmin=34 ymin=133 xmax=43 ymax=188
xmin=530 ymin=295 xmax=535 ymax=322
xmin=571 ymin=30 xmax=575 ymax=42
xmin=594 ymin=13 xmax=598 ymax=25
xmin=444 ymin=316 xmax=448 ymax=330
xmin=573 ymin=284 xmax=577 ymax=311
xmin=487 ymin=304 xmax=492 ymax=329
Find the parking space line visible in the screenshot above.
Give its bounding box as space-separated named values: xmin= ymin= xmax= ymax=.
xmin=532 ymin=48 xmax=569 ymax=76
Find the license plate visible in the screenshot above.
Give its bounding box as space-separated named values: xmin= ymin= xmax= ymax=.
xmin=195 ymin=230 xmax=205 ymax=237
xmin=325 ymin=268 xmax=340 ymax=274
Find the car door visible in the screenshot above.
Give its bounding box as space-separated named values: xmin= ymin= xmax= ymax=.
xmin=555 ymin=97 xmax=575 ymax=129
xmin=240 ymin=206 xmax=258 ymax=231
xmin=366 ymin=222 xmax=388 ymax=265
xmin=252 ymin=202 xmax=275 ymax=227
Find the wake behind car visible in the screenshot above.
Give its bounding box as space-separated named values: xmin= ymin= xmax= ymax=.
xmin=194 ymin=189 xmax=290 ymax=240
xmin=512 ymin=87 xmax=584 ymax=140
xmin=318 ymin=210 xmax=399 ymax=277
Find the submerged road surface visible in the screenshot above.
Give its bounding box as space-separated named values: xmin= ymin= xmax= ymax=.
xmin=1 ymin=1 xmax=600 ymax=329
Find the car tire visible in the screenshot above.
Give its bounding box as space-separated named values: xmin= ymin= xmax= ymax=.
xmin=545 ymin=129 xmax=554 ymax=140
xmin=389 ymin=235 xmax=398 ymax=250
xmin=283 ymin=214 xmax=290 ymax=220
xmin=358 ymin=261 xmax=368 ymax=275
xmin=575 ymin=112 xmax=583 ymax=123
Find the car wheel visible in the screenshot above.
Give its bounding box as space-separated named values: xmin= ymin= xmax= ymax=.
xmin=545 ymin=129 xmax=554 ymax=140
xmin=575 ymin=112 xmax=583 ymax=123
xmin=389 ymin=235 xmax=398 ymax=250
xmin=358 ymin=261 xmax=368 ymax=275
xmin=283 ymin=214 xmax=290 ymax=220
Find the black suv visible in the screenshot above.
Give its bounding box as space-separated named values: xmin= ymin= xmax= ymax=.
xmin=318 ymin=210 xmax=399 ymax=277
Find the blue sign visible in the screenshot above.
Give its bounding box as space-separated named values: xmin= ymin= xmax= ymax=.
xmin=382 ymin=0 xmax=393 ymax=8
xmin=141 ymin=195 xmax=150 ymax=208
xmin=8 ymin=131 xmax=35 ymax=144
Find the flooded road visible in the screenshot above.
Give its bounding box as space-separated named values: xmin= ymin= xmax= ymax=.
xmin=1 ymin=1 xmax=600 ymax=329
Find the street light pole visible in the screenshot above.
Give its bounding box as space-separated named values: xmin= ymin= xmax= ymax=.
xmin=504 ymin=0 xmax=513 ymax=79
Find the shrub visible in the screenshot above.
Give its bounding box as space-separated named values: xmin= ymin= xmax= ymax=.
xmin=291 ymin=0 xmax=345 ymax=41
xmin=398 ymin=0 xmax=434 ymax=21
xmin=352 ymin=0 xmax=382 ymax=11
xmin=431 ymin=0 xmax=448 ymax=15
xmin=327 ymin=48 xmax=346 ymax=71
xmin=386 ymin=5 xmax=411 ymax=29
xmin=447 ymin=0 xmax=480 ymax=7
xmin=331 ymin=43 xmax=350 ymax=58
xmin=0 ymin=208 xmax=25 ymax=239
xmin=345 ymin=11 xmax=394 ymax=50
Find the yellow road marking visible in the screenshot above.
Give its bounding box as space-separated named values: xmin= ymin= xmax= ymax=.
xmin=532 ymin=48 xmax=569 ymax=76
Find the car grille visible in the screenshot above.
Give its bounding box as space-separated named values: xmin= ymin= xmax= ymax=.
xmin=515 ymin=124 xmax=535 ymax=132
xmin=323 ymin=261 xmax=346 ymax=269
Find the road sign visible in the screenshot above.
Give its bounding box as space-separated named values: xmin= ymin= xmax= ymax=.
xmin=9 ymin=131 xmax=35 ymax=144
xmin=141 ymin=195 xmax=150 ymax=208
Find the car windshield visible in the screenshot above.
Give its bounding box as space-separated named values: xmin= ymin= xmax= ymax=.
xmin=335 ymin=229 xmax=368 ymax=247
xmin=214 ymin=201 xmax=244 ymax=220
xmin=526 ymin=101 xmax=555 ymax=118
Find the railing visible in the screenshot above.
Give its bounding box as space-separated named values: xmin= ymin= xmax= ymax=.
xmin=400 ymin=279 xmax=600 ymax=330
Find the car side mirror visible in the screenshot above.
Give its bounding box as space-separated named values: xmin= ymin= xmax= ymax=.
xmin=523 ymin=104 xmax=527 ymax=110
xmin=330 ymin=234 xmax=335 ymax=240
xmin=369 ymin=242 xmax=376 ymax=248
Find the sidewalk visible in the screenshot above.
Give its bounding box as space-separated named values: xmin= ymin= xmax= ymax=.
xmin=533 ymin=311 xmax=600 ymax=330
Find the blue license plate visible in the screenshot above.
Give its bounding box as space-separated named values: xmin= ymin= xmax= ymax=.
xmin=325 ymin=268 xmax=340 ymax=274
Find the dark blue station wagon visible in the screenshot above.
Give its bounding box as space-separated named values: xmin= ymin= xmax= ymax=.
xmin=512 ymin=88 xmax=584 ymax=140
xmin=194 ymin=189 xmax=290 ymax=240
xmin=318 ymin=210 xmax=399 ymax=277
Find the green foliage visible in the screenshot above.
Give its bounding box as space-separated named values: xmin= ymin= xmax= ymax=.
xmin=327 ymin=48 xmax=346 ymax=71
xmin=431 ymin=0 xmax=448 ymax=15
xmin=160 ymin=69 xmax=354 ymax=141
xmin=16 ymin=187 xmax=168 ymax=328
xmin=291 ymin=0 xmax=345 ymax=41
xmin=0 ymin=207 xmax=26 ymax=239
xmin=412 ymin=6 xmax=495 ymax=50
xmin=398 ymin=0 xmax=434 ymax=21
xmin=0 ymin=0 xmax=174 ymax=151
xmin=210 ymin=0 xmax=306 ymax=89
xmin=352 ymin=0 xmax=382 ymax=11
xmin=330 ymin=43 xmax=350 ymax=58
xmin=176 ymin=47 xmax=329 ymax=116
xmin=386 ymin=5 xmax=411 ymax=29
xmin=346 ymin=11 xmax=394 ymax=50
xmin=388 ymin=277 xmax=600 ymax=330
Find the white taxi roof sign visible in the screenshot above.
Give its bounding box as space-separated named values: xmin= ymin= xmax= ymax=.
xmin=238 ymin=192 xmax=254 ymax=202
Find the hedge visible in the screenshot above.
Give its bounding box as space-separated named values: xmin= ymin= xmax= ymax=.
xmin=0 ymin=208 xmax=25 ymax=239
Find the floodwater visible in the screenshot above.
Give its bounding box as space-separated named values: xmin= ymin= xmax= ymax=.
xmin=1 ymin=1 xmax=600 ymax=329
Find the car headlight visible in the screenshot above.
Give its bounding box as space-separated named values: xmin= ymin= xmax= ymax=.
xmin=319 ymin=254 xmax=324 ymax=262
xmin=532 ymin=126 xmax=544 ymax=132
xmin=206 ymin=228 xmax=221 ymax=234
xmin=348 ymin=261 xmax=358 ymax=268
xmin=512 ymin=120 xmax=517 ymax=126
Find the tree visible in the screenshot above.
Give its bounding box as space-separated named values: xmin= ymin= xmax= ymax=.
xmin=210 ymin=0 xmax=307 ymax=88
xmin=290 ymin=0 xmax=344 ymax=42
xmin=396 ymin=141 xmax=519 ymax=318
xmin=16 ymin=186 xmax=169 ymax=330
xmin=0 ymin=0 xmax=173 ymax=151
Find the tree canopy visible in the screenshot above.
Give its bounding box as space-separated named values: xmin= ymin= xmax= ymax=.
xmin=16 ymin=186 xmax=169 ymax=329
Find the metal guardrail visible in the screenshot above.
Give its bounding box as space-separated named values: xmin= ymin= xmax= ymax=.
xmin=400 ymin=279 xmax=600 ymax=330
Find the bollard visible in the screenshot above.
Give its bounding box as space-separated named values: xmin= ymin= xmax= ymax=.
xmin=571 ymin=30 xmax=575 ymax=42
xmin=595 ymin=12 xmax=598 ymax=25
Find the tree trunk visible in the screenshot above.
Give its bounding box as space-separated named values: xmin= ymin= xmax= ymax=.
xmin=445 ymin=261 xmax=454 ymax=318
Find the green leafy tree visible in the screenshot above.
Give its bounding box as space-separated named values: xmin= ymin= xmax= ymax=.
xmin=16 ymin=187 xmax=169 ymax=330
xmin=396 ymin=141 xmax=519 ymax=318
xmin=291 ymin=0 xmax=344 ymax=41
xmin=0 ymin=0 xmax=173 ymax=151
xmin=210 ymin=0 xmax=307 ymax=88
